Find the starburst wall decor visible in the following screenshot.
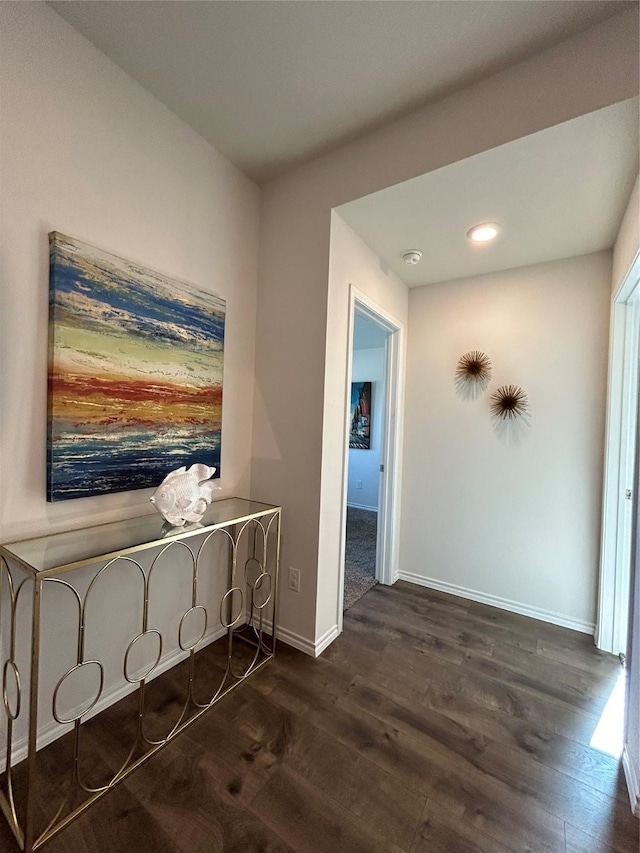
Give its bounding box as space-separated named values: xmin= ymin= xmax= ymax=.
xmin=489 ymin=384 xmax=529 ymax=420
xmin=455 ymin=350 xmax=492 ymax=383
xmin=454 ymin=350 xmax=492 ymax=399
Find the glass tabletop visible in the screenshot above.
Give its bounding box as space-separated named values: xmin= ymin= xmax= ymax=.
xmin=0 ymin=498 xmax=280 ymax=575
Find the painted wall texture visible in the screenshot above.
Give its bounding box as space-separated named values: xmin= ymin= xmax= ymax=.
xmin=0 ymin=1 xmax=260 ymax=543
xmin=612 ymin=173 xmax=639 ymax=295
xmin=317 ymin=214 xmax=408 ymax=646
xmin=252 ymin=11 xmax=638 ymax=649
xmin=0 ymin=1 xmax=260 ymax=757
xmin=399 ymin=251 xmax=612 ymax=630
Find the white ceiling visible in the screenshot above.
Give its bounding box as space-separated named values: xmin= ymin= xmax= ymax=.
xmin=338 ymin=99 xmax=639 ymax=287
xmin=48 ymin=0 xmax=635 ymax=184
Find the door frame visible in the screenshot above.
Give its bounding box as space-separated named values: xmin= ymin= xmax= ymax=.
xmin=338 ymin=285 xmax=404 ymax=629
xmin=598 ymin=250 xmax=640 ymax=653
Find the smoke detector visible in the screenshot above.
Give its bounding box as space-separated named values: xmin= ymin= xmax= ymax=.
xmin=402 ymin=250 xmax=423 ymax=266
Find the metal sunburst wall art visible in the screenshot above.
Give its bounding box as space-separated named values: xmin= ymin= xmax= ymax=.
xmin=454 ymin=350 xmax=492 ymax=399
xmin=489 ymin=384 xmax=529 ymax=420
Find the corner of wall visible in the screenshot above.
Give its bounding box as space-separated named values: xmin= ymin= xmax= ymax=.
xmin=612 ymin=172 xmax=640 ymax=296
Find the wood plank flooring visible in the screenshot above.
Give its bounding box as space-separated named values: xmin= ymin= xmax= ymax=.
xmin=1 ymin=580 xmax=637 ymax=852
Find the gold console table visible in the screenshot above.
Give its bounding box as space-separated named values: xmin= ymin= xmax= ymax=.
xmin=0 ymin=498 xmax=281 ymax=851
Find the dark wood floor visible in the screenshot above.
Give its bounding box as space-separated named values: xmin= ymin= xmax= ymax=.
xmin=1 ymin=581 xmax=638 ymax=852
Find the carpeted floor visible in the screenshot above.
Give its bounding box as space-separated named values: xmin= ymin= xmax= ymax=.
xmin=344 ymin=507 xmax=378 ymax=610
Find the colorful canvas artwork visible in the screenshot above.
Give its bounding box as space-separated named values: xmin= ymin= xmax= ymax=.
xmin=47 ymin=233 xmax=225 ymax=501
xmin=349 ymin=381 xmax=372 ymax=450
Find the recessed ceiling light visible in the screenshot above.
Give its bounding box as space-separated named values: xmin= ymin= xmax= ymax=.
xmin=467 ymin=223 xmax=499 ymax=244
xmin=402 ymin=250 xmax=423 ymax=265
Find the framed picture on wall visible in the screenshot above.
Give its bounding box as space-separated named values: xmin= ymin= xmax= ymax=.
xmin=349 ymin=381 xmax=372 ymax=449
xmin=47 ymin=232 xmax=225 ymax=501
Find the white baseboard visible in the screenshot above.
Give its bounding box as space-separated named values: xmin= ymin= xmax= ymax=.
xmin=397 ymin=572 xmax=595 ymax=635
xmin=274 ymin=624 xmax=316 ymax=656
xmin=261 ymin=617 xmax=339 ymax=658
xmin=1 ymin=624 xmax=228 ymax=773
xmin=314 ymin=624 xmax=340 ymax=656
xmin=242 ymin=607 xmax=338 ymax=659
xmin=622 ymin=743 xmax=640 ymax=817
xmin=346 ymin=502 xmax=378 ymax=512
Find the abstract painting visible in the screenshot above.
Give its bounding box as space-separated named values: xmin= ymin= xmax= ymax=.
xmin=349 ymin=381 xmax=372 ymax=450
xmin=47 ymin=233 xmax=225 ymax=501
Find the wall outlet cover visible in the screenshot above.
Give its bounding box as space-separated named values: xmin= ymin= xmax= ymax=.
xmin=288 ymin=567 xmax=300 ymax=592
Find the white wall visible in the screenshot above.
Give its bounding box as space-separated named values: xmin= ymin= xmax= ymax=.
xmin=252 ymin=11 xmax=638 ymax=652
xmin=317 ymin=215 xmax=408 ymax=649
xmin=613 ymin=173 xmax=639 ymax=295
xmin=347 ymin=347 xmax=385 ymax=510
xmin=0 ymin=2 xmax=260 ymax=543
xmin=0 ymin=2 xmax=260 ymax=764
xmin=399 ymin=251 xmax=612 ymax=631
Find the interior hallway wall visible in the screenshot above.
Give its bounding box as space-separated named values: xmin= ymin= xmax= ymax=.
xmin=0 ymin=2 xmax=260 ymax=758
xmin=399 ymin=251 xmax=612 ymax=630
xmin=251 ymin=11 xmax=638 ymax=651
xmin=317 ymin=215 xmax=407 ymax=648
xmin=0 ymin=2 xmax=260 ymax=543
xmin=612 ymin=172 xmax=639 ymax=294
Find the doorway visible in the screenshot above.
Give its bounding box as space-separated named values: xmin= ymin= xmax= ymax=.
xmin=339 ymin=287 xmax=403 ymax=621
xmin=599 ymin=252 xmax=640 ymax=655
xmin=599 ymin=252 xmax=640 ymax=812
xmin=343 ymin=312 xmax=389 ymax=609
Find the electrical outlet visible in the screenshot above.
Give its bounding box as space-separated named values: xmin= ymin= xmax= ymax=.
xmin=288 ymin=567 xmax=300 ymax=592
xmin=356 ymin=480 xmax=363 ymax=490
